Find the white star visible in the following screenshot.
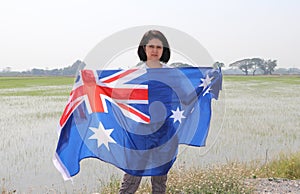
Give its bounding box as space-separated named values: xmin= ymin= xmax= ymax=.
xmin=199 ymin=74 xmax=213 ymax=89
xmin=170 ymin=107 xmax=186 ymax=123
xmin=89 ymin=122 xmax=116 ymax=150
xmin=201 ymin=85 xmax=212 ymax=96
xmin=199 ymin=74 xmax=213 ymax=96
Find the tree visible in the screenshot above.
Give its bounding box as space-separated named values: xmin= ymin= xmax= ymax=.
xmin=31 ymin=68 xmax=45 ymax=75
xmin=250 ymin=58 xmax=264 ymax=76
xmin=213 ymin=61 xmax=225 ymax=68
xmin=3 ymin=67 xmax=12 ymax=72
xmin=266 ymin=59 xmax=277 ymax=75
xmin=229 ymin=59 xmax=254 ymax=75
xmin=258 ymin=59 xmax=277 ymax=75
xmin=229 ymin=58 xmax=277 ymax=75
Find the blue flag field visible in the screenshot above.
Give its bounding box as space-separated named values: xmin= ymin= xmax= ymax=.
xmin=53 ymin=67 xmax=222 ymax=180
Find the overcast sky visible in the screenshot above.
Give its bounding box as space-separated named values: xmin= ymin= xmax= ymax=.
xmin=1 ymin=0 xmax=299 ymax=71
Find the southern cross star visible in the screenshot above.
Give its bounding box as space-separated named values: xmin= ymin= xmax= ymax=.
xmin=199 ymin=74 xmax=213 ymax=96
xmin=89 ymin=122 xmax=116 ymax=150
xmin=170 ymin=107 xmax=186 ymax=123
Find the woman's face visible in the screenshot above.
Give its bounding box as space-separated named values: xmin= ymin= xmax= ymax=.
xmin=144 ymin=38 xmax=163 ymax=62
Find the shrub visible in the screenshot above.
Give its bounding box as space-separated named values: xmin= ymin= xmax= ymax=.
xmin=256 ymin=152 xmax=300 ymax=179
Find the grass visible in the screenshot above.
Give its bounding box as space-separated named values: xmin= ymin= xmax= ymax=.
xmin=166 ymin=163 xmax=253 ymax=194
xmin=1 ymin=75 xmax=299 ymax=193
xmin=1 ymin=178 xmax=16 ymax=194
xmin=1 ymin=74 xmax=298 ymax=89
xmin=0 ymin=76 xmax=74 ymax=89
xmin=0 ymin=87 xmax=72 ymax=96
xmin=100 ymin=163 xmax=253 ymax=193
xmin=100 ymin=151 xmax=300 ymax=194
xmin=0 ymin=77 xmax=74 ymax=96
xmin=255 ymin=151 xmax=300 ymax=180
xmin=224 ymin=74 xmax=300 ymax=84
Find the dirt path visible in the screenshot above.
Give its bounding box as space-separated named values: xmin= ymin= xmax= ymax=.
xmin=245 ymin=178 xmax=300 ymax=193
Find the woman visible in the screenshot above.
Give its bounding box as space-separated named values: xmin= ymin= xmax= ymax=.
xmin=119 ymin=30 xmax=171 ymax=194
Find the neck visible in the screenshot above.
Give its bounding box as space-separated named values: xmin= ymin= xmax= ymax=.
xmin=146 ymin=61 xmax=162 ymax=68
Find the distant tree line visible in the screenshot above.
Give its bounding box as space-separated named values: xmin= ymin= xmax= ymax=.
xmin=172 ymin=59 xmax=299 ymax=75
xmin=0 ymin=58 xmax=299 ymax=76
xmin=228 ymin=58 xmax=278 ymax=75
xmin=0 ymin=60 xmax=85 ymax=77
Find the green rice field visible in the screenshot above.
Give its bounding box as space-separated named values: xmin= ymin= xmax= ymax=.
xmin=0 ymin=75 xmax=299 ymax=193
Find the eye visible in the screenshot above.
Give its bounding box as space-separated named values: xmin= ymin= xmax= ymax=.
xmin=147 ymin=45 xmax=163 ymax=49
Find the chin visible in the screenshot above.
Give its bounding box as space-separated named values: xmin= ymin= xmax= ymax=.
xmin=149 ymin=58 xmax=160 ymax=61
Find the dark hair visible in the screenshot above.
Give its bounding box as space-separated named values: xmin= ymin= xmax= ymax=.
xmin=137 ymin=30 xmax=171 ymax=63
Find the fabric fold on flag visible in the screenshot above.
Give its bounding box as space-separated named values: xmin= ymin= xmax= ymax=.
xmin=53 ymin=67 xmax=222 ymax=180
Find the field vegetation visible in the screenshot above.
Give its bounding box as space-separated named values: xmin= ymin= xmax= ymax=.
xmin=0 ymin=75 xmax=299 ymax=193
xmin=100 ymin=151 xmax=300 ymax=193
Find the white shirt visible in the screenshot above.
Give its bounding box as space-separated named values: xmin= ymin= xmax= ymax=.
xmin=138 ymin=62 xmax=171 ymax=69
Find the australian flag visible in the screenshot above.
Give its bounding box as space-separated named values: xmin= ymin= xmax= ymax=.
xmin=53 ymin=67 xmax=222 ymax=180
